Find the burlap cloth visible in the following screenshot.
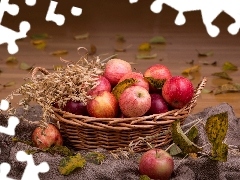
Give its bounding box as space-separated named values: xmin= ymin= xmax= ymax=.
xmin=1 ymin=103 xmax=240 ymax=180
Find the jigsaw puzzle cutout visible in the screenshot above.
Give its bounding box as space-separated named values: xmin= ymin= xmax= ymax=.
xmin=0 ymin=99 xmax=50 ymax=179
xmin=46 ymin=0 xmax=82 ymax=26
xmin=130 ymin=0 xmax=240 ymax=37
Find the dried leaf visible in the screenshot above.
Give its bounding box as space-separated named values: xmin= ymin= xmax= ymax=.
xmin=74 ymin=32 xmax=89 ymax=40
xmin=171 ymin=120 xmax=202 ymax=154
xmin=169 ymin=144 xmax=182 ymax=156
xmin=149 ymin=36 xmax=166 ymax=44
xmin=202 ymin=61 xmax=217 ymax=66
xmin=112 ymin=78 xmax=137 ymax=100
xmin=136 ymin=54 xmax=157 ymax=59
xmin=3 ymin=81 xmax=16 ymax=87
xmin=189 ymin=153 xmax=198 ymax=159
xmin=85 ymin=151 xmax=106 ymax=165
xmin=19 ymin=62 xmax=33 ymax=70
xmin=212 ymin=71 xmax=232 ymax=80
xmin=182 ymin=65 xmax=200 ymax=75
xmin=31 ymin=40 xmax=46 ymax=50
xmin=197 ymin=50 xmax=214 ymax=57
xmin=0 ymin=69 xmax=2 ymax=73
xmin=6 ymin=56 xmax=18 ymax=64
xmin=186 ymin=126 xmax=198 ymax=142
xmin=213 ymin=82 xmax=240 ymax=95
xmin=88 ymin=44 xmax=97 ymax=55
xmin=205 ymin=112 xmax=228 ymax=161
xmin=138 ymin=43 xmax=151 ymax=51
xmin=144 ymin=77 xmax=166 ymax=89
xmin=201 ymin=88 xmax=212 ymax=94
xmin=58 ymin=153 xmax=86 ymax=175
xmin=30 ymin=33 xmax=50 ymax=40
xmin=222 ymin=61 xmax=238 ymax=71
xmin=115 ymin=34 xmax=126 ymax=42
xmin=50 ymin=50 xmax=68 ymax=56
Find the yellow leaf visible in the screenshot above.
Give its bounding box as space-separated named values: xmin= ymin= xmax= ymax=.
xmin=6 ymin=56 xmax=18 ymax=64
xmin=30 ymin=33 xmax=50 ymax=40
xmin=31 ymin=40 xmax=46 ymax=50
xmin=112 ymin=78 xmax=137 ymax=100
xmin=74 ymin=32 xmax=89 ymax=40
xmin=50 ymin=50 xmax=68 ymax=56
xmin=19 ymin=62 xmax=33 ymax=70
xmin=138 ymin=42 xmax=151 ymax=51
xmin=222 ymin=61 xmax=238 ymax=71
xmin=136 ymin=53 xmax=157 ymax=59
xmin=182 ymin=65 xmax=200 ymax=74
xmin=3 ymin=81 xmax=16 ymax=87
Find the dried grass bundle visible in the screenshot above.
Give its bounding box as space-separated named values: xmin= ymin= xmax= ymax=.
xmin=7 ymin=51 xmax=105 ymax=122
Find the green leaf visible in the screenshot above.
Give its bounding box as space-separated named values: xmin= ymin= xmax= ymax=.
xmin=169 ymin=144 xmax=182 ymax=156
xmin=112 ymin=78 xmax=137 ymax=100
xmin=144 ymin=77 xmax=166 ymax=89
xmin=149 ymin=36 xmax=166 ymax=44
xmin=197 ymin=50 xmax=214 ymax=57
xmin=205 ymin=112 xmax=228 ymax=161
xmin=85 ymin=151 xmax=106 ymax=165
xmin=30 ymin=33 xmax=50 ymax=40
xmin=213 ymin=82 xmax=240 ymax=95
xmin=139 ymin=175 xmax=151 ymax=180
xmin=222 ymin=61 xmax=238 ymax=71
xmin=171 ymin=120 xmax=202 ymax=154
xmin=74 ymin=32 xmax=89 ymax=40
xmin=19 ymin=62 xmax=33 ymax=70
xmin=136 ymin=54 xmax=157 ymax=59
xmin=58 ymin=153 xmax=86 ymax=175
xmin=212 ymin=71 xmax=232 ymax=80
xmin=46 ymin=145 xmax=74 ymax=156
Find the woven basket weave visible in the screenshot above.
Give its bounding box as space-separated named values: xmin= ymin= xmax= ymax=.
xmin=52 ymin=77 xmax=207 ymax=152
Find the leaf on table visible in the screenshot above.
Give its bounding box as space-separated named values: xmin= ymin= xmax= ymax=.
xmin=144 ymin=77 xmax=166 ymax=90
xmin=19 ymin=62 xmax=33 ymax=70
xmin=31 ymin=40 xmax=46 ymax=50
xmin=212 ymin=71 xmax=232 ymax=80
xmin=50 ymin=50 xmax=68 ymax=56
xmin=3 ymin=81 xmax=16 ymax=87
xmin=213 ymin=82 xmax=240 ymax=95
xmin=115 ymin=34 xmax=126 ymax=42
xmin=139 ymin=175 xmax=151 ymax=180
xmin=186 ymin=60 xmax=194 ymax=65
xmin=30 ymin=33 xmax=50 ymax=40
xmin=201 ymin=61 xmax=217 ymax=66
xmin=182 ymin=65 xmax=200 ymax=75
xmin=6 ymin=56 xmax=18 ymax=64
xmin=58 ymin=153 xmax=86 ymax=175
xmin=205 ymin=112 xmax=228 ymax=161
xmin=171 ymin=120 xmax=202 ymax=154
xmin=222 ymin=61 xmax=238 ymax=71
xmin=0 ymin=69 xmax=2 ymax=73
xmin=149 ymin=36 xmax=166 ymax=44
xmin=197 ymin=50 xmax=214 ymax=57
xmin=112 ymin=78 xmax=137 ymax=100
xmin=136 ymin=53 xmax=157 ymax=59
xmin=74 ymin=32 xmax=89 ymax=40
xmin=138 ymin=42 xmax=151 ymax=51
xmin=88 ymin=44 xmax=97 ymax=55
xmin=85 ymin=151 xmax=106 ymax=165
xmin=201 ymin=88 xmax=213 ymax=94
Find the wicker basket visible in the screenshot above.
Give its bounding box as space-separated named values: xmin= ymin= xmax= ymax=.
xmin=52 ymin=77 xmax=207 ymax=152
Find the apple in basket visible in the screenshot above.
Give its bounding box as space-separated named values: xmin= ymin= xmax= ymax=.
xmin=119 ymin=86 xmax=151 ymax=117
xmin=103 ymin=59 xmax=132 ymax=86
xmin=118 ymin=72 xmax=149 ymax=91
xmin=162 ymin=76 xmax=194 ymax=109
xmin=87 ymin=90 xmax=119 ymax=118
xmin=32 ymin=123 xmax=63 ymax=149
xmin=144 ymin=64 xmax=172 ymax=92
xmin=139 ymin=148 xmax=174 ymax=180
xmin=146 ymin=93 xmax=169 ymax=115
xmin=63 ymin=100 xmax=88 ymax=116
xmin=87 ymin=75 xmax=112 ymax=96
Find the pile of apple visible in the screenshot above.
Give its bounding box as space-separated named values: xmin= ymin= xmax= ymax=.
xmin=62 ymin=58 xmax=195 ymax=118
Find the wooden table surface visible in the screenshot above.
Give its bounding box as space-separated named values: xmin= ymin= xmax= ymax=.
xmin=0 ymin=1 xmax=240 ymax=117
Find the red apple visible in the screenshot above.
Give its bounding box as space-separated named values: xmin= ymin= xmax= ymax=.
xmin=118 ymin=72 xmax=149 ymax=91
xmin=103 ymin=59 xmax=132 ymax=86
xmin=63 ymin=100 xmax=88 ymax=116
xmin=119 ymin=86 xmax=151 ymax=117
xmin=31 ymin=123 xmax=63 ymax=149
xmin=87 ymin=75 xmax=112 ymax=96
xmin=144 ymin=64 xmax=172 ymax=92
xmin=139 ymin=148 xmax=174 ymax=180
xmin=162 ymin=76 xmax=194 ymax=109
xmin=146 ymin=93 xmax=169 ymax=115
xmin=87 ymin=90 xmax=119 ymax=118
